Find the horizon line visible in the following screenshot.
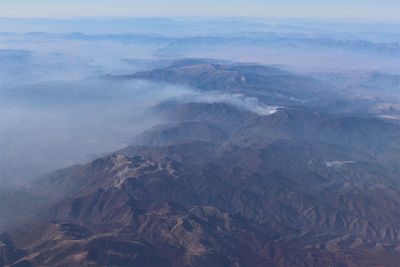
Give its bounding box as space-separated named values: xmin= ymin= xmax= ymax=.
xmin=1 ymin=15 xmax=400 ymax=23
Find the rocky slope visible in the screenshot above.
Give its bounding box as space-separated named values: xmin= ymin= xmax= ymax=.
xmin=1 ymin=61 xmax=399 ymax=266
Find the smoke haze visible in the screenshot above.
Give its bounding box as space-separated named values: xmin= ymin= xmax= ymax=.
xmin=1 ymin=17 xmax=399 ymax=187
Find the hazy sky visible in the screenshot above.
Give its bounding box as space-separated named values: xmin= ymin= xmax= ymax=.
xmin=0 ymin=0 xmax=399 ymax=20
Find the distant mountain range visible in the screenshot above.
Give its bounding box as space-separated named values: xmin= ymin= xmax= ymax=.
xmin=2 ymin=32 xmax=399 ymax=56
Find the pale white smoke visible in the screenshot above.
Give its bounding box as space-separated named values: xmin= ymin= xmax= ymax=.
xmin=179 ymin=91 xmax=280 ymax=116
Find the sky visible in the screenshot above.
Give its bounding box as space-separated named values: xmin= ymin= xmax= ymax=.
xmin=0 ymin=0 xmax=399 ymax=21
